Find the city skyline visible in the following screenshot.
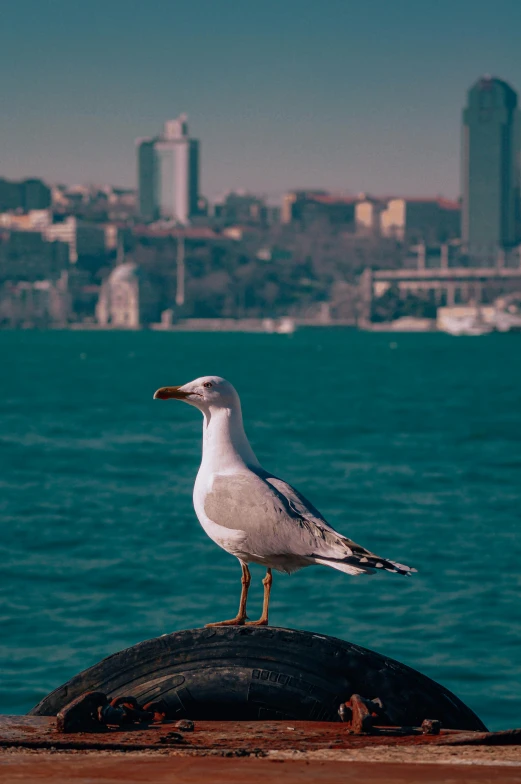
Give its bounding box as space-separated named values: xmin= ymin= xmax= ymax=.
xmin=1 ymin=0 xmax=520 ymax=200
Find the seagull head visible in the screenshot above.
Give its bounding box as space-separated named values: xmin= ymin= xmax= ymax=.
xmin=153 ymin=375 xmax=239 ymax=412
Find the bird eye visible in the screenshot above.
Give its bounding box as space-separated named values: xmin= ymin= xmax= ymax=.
xmin=203 ymin=382 xmax=212 ymax=389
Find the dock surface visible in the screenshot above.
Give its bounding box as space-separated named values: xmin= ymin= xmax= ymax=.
xmin=1 ymin=750 xmax=521 ymax=783
xmin=1 ymin=716 xmax=520 ymax=783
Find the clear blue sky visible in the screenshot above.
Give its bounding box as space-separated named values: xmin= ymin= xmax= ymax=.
xmin=1 ymin=0 xmax=520 ymax=200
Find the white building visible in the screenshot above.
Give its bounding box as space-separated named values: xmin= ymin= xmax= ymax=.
xmin=355 ymin=198 xmax=385 ymax=234
xmin=96 ymin=262 xmax=158 ymax=328
xmin=96 ymin=263 xmax=140 ymax=328
xmin=137 ymin=114 xmax=200 ymax=225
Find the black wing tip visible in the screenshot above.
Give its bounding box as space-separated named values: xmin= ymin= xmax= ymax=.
xmin=389 ymin=564 xmax=418 ymax=576
xmin=364 ymin=557 xmax=417 ymax=576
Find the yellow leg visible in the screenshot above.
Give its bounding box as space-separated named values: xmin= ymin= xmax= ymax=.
xmin=246 ymin=568 xmax=272 ymax=626
xmin=205 ymin=562 xmax=251 ymax=627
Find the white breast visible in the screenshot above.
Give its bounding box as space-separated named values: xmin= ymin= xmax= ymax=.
xmin=193 ymin=470 xmax=248 ymax=556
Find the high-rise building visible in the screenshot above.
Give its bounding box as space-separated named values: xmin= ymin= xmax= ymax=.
xmin=462 ymin=76 xmax=521 ymax=257
xmin=136 ymin=114 xmax=200 ymax=225
xmin=136 ymin=139 xmax=159 ymax=222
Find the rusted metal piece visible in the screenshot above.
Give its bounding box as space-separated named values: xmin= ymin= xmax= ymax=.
xmin=349 ymin=694 xmax=373 ymax=734
xmin=142 ymin=699 xmax=169 ymax=723
xmin=338 ymin=694 xmax=388 ymax=735
xmin=338 ymin=695 xmax=447 ymax=738
xmin=337 ymin=702 xmax=350 ymax=722
xmin=100 ymin=696 xmax=154 ymax=726
xmin=175 ymin=719 xmax=195 ymax=732
xmin=56 ymin=692 xmax=108 ymax=733
xmin=56 ymin=692 xmax=167 ymax=734
xmin=1 ymin=716 xmax=521 ymax=753
xmin=422 ymin=718 xmax=442 ymax=735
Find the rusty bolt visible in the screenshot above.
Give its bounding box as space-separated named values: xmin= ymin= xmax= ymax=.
xmin=175 ymin=719 xmax=194 ymax=731
xmin=349 ymin=694 xmax=374 ymax=734
xmin=159 ymin=731 xmax=184 ymax=744
xmin=422 ymin=719 xmax=442 ymax=735
xmin=338 ymin=702 xmax=352 ymax=722
xmin=338 ymin=695 xmax=376 ymax=734
xmin=142 ymin=700 xmax=168 ymax=723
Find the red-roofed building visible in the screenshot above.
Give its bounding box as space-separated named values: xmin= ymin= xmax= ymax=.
xmin=379 ymin=198 xmax=461 ymax=243
xmin=281 ymin=190 xmax=357 ymax=229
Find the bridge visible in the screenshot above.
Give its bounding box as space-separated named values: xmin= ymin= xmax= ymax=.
xmin=360 ymin=248 xmax=521 ymax=321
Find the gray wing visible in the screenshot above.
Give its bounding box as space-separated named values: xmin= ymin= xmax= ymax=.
xmin=204 ymin=470 xmax=374 ymax=564
xmin=263 ymin=474 xmax=373 ymax=555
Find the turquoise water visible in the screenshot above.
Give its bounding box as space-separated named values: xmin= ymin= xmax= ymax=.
xmin=1 ymin=329 xmax=520 ymax=729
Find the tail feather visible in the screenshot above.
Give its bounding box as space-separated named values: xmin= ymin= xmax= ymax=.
xmin=313 ymin=552 xmax=417 ymax=577
xmin=312 ymin=557 xmax=376 ymax=576
xmin=357 ymin=553 xmax=417 ymax=575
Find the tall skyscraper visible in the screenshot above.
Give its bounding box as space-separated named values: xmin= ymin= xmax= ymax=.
xmin=462 ymin=76 xmax=521 ymax=257
xmin=136 ymin=114 xmax=200 ymax=225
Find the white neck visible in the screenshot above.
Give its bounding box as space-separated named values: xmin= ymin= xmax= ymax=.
xmin=200 ymin=404 xmax=260 ymax=474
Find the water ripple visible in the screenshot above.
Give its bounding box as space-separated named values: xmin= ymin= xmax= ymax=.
xmin=0 ymin=329 xmax=520 ymax=729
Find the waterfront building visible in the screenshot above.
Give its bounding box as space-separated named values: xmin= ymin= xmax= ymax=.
xmin=96 ymin=261 xmax=158 ymax=328
xmin=0 ymin=270 xmax=70 ymax=327
xmin=96 ymin=262 xmax=140 ymax=328
xmin=136 ymin=114 xmax=200 ymax=225
xmin=380 ymin=198 xmax=461 ymax=244
xmin=462 ymin=76 xmax=521 ymax=257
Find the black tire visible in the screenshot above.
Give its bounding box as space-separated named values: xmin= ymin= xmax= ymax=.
xmin=29 ymin=626 xmax=486 ymax=730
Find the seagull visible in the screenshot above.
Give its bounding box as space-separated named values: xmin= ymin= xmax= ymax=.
xmin=154 ymin=376 xmax=415 ymax=627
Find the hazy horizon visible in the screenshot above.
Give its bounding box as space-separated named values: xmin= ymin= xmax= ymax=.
xmin=1 ymin=0 xmax=520 ymax=200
